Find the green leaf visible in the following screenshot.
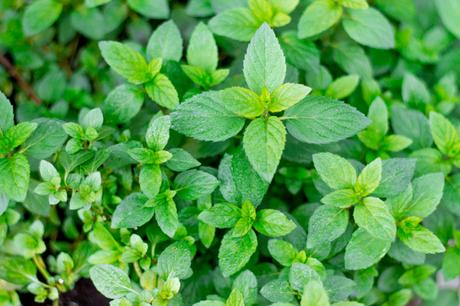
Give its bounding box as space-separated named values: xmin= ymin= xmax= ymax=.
xmin=345 ymin=228 xmax=391 ymax=270
xmin=147 ymin=20 xmax=183 ymax=61
xmin=4 ymin=122 xmax=38 ymax=151
xmin=225 ymin=289 xmax=245 ymax=306
xmin=243 ymin=23 xmax=286 ymax=94
xmin=89 ymin=264 xmax=134 ymax=299
xmin=157 ymin=241 xmax=192 ymax=279
xmin=382 ymin=135 xmax=412 ymax=152
xmin=391 ymin=105 xmax=432 ymax=150
xmin=145 ymin=115 xmax=170 ymax=151
xmin=332 ymin=41 xmax=373 ymax=80
xmin=22 ymin=0 xmax=63 ymax=36
xmin=280 ymin=31 xmax=320 ymax=71
xmin=307 ymin=205 xmax=349 ymax=248
xmin=268 ymin=239 xmax=298 ymax=266
xmin=24 ymin=119 xmax=67 ymax=159
xmin=99 ymin=41 xmax=151 ymax=84
xmin=243 ymin=116 xmax=286 ymax=182
xmin=209 ymin=8 xmax=260 ymax=42
xmin=402 ymin=73 xmax=431 ymax=107
xmin=373 ymin=158 xmax=416 ymax=198
xmin=145 ymin=74 xmax=179 ymax=109
xmin=300 ymin=280 xmax=330 ymax=306
xmin=0 ymin=154 xmax=30 ymax=202
xmin=289 ymin=262 xmax=321 ymax=292
xmin=0 ymin=91 xmax=14 ymax=132
xmin=342 ymin=8 xmax=395 ymax=49
xmin=139 ymin=164 xmax=162 ymax=199
xmin=298 ymin=0 xmax=343 ymax=39
xmin=218 ymin=229 xmax=258 ymax=277
xmin=187 ymin=23 xmax=218 ymax=72
xmin=429 ymin=112 xmax=460 ymax=155
xmin=230 ymin=147 xmax=269 ymax=206
xmin=174 ymin=169 xmax=219 ymax=200
xmin=0 ymin=256 xmax=37 ymax=286
xmin=154 ymin=191 xmax=179 ymax=238
xmin=260 ymin=279 xmax=295 ymax=303
xmin=221 ymin=87 xmax=264 ymax=119
xmin=435 ymin=0 xmax=460 ymax=39
xmin=321 ymin=189 xmax=359 ymax=208
xmin=400 ymin=226 xmax=445 ymax=254
xmin=111 ymin=193 xmax=153 ymax=228
xmin=442 ymin=247 xmax=460 ymax=280
xmin=199 ymin=203 xmax=242 ymax=228
xmin=253 ymin=209 xmax=296 ymax=237
xmin=355 ymin=158 xmax=382 ymax=197
xmin=285 ymin=96 xmax=370 ymax=144
xmin=165 ymin=148 xmax=201 ymax=172
xmin=269 ymin=83 xmax=312 ymax=112
xmin=312 ymin=152 xmax=356 ymax=190
xmin=171 ymin=91 xmax=245 ymax=142
xmin=354 ymin=197 xmax=396 ymax=241
xmin=127 ymin=0 xmax=169 ymax=19
xmin=103 ymin=84 xmax=144 ymax=124
xmin=325 ymin=75 xmax=360 ymax=100
xmin=340 ymin=0 xmax=368 ymax=9
xmin=232 ymin=270 xmax=258 ymax=305
xmin=404 ymin=173 xmax=444 ymax=218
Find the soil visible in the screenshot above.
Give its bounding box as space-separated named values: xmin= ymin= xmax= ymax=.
xmin=19 ymin=278 xmax=109 ymax=306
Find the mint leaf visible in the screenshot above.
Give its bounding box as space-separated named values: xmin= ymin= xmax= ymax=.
xmin=0 ymin=91 xmax=14 ymax=132
xmin=269 ymin=83 xmax=311 ymax=112
xmin=0 ymin=154 xmax=30 ymax=202
xmin=355 ymin=158 xmax=382 ymax=197
xmin=285 ymin=96 xmax=370 ymax=144
xmin=146 ymin=115 xmax=170 ymax=151
xmin=345 ymin=228 xmax=391 ymax=270
xmin=127 ymin=0 xmax=169 ymax=19
xmin=429 ymin=112 xmax=460 ymax=155
xmin=267 ymin=239 xmax=298 ymax=266
xmin=243 ymin=116 xmax=286 ymax=182
xmin=154 ymin=191 xmax=179 ymax=238
xmin=435 ymin=0 xmax=460 ymax=39
xmin=354 ymin=197 xmax=396 ymax=241
xmin=325 ymin=74 xmax=360 ymax=100
xmin=342 ymin=8 xmax=395 ymax=49
xmin=307 ymin=205 xmax=349 ymax=248
xmin=243 ymin=23 xmax=286 ymax=94
xmin=298 ymin=0 xmax=343 ymax=39
xmin=187 ymin=23 xmax=218 ymax=72
xmin=173 ymin=169 xmax=219 ymax=200
xmin=145 ymin=74 xmax=179 ymax=109
xmin=218 ymin=229 xmax=257 ymax=277
xmin=171 ymin=91 xmax=245 ymax=141
xmin=157 ymin=241 xmax=192 ymax=279
xmin=139 ymin=165 xmax=162 ymax=198
xmin=99 ymin=41 xmax=151 ymax=84
xmin=400 ymin=226 xmax=445 ymax=254
xmin=313 ymin=152 xmax=356 ymax=190
xmin=199 ymin=203 xmax=242 ymax=228
xmin=209 ymin=8 xmax=260 ymax=41
xmin=22 ymin=0 xmax=63 ymax=36
xmin=300 ymin=280 xmax=330 ymax=306
xmin=147 ymin=20 xmax=183 ymax=61
xmin=221 ymin=87 xmax=264 ymax=119
xmin=103 ymin=84 xmax=144 ymax=124
xmin=253 ymin=209 xmax=296 ymax=237
xmin=89 ymin=264 xmax=134 ymax=299
xmin=111 ymin=193 xmax=153 ymax=228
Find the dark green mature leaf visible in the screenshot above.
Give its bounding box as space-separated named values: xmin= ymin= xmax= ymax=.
xmin=157 ymin=241 xmax=192 ymax=279
xmin=374 ymin=158 xmax=416 ymax=198
xmin=243 ymin=116 xmax=286 ymax=182
xmin=111 ymin=193 xmax=153 ymax=228
xmin=174 ymin=169 xmax=219 ymax=200
xmin=0 ymin=92 xmax=14 ymax=132
xmin=218 ymin=229 xmax=257 ymax=277
xmin=154 ymin=191 xmax=179 ymax=238
xmin=343 ymin=8 xmax=395 ymax=49
xmin=0 ymin=154 xmax=30 ymax=202
xmin=103 ymin=84 xmax=144 ymax=124
xmin=127 ymin=0 xmax=169 ymax=19
xmin=24 ymin=119 xmax=67 ymax=159
xmin=243 ymin=23 xmax=286 ymax=94
xmin=285 ymin=96 xmax=370 ymax=144
xmin=171 ymin=91 xmax=245 ymax=142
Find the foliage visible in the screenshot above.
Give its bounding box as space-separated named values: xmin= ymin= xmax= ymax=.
xmin=1 ymin=0 xmax=460 ymax=305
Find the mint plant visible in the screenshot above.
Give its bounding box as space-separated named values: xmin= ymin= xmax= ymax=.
xmin=2 ymin=0 xmax=460 ymax=305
